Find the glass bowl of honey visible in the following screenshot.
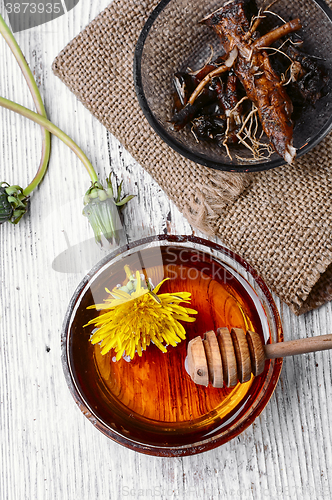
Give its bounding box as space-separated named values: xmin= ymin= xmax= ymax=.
xmin=61 ymin=235 xmax=283 ymax=456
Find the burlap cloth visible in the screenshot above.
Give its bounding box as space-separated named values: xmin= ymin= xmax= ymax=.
xmin=52 ymin=0 xmax=332 ymax=315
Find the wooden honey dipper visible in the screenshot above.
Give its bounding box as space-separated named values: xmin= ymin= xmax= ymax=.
xmin=186 ymin=328 xmax=332 ymax=388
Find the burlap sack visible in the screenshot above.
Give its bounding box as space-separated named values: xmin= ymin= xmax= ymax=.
xmin=52 ymin=0 xmax=332 ymax=315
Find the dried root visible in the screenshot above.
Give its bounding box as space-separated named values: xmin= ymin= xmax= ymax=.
xmin=171 ymin=0 xmax=328 ymax=165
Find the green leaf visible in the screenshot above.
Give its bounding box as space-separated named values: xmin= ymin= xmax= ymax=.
xmin=114 ymin=195 xmax=136 ymax=207
xmin=116 ymin=180 xmax=123 ymax=203
xmin=105 ymin=175 xmax=113 ymax=194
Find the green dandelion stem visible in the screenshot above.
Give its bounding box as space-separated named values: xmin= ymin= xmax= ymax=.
xmin=0 ymin=14 xmax=51 ymax=196
xmin=0 ymin=96 xmax=98 ymax=184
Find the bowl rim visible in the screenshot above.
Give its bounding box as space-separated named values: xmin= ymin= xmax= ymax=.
xmin=61 ymin=234 xmax=283 ymax=456
xmin=133 ymin=0 xmax=332 ymax=173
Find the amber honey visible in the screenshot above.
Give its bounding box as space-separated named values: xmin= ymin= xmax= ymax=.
xmin=68 ymin=243 xmax=273 ymax=450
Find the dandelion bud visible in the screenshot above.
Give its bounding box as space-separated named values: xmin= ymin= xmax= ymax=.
xmin=83 ymin=182 xmax=123 ymax=245
xmin=0 ymin=183 xmax=28 ymax=224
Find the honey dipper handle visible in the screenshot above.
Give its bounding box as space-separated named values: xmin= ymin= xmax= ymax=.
xmin=264 ymin=334 xmax=332 ymax=359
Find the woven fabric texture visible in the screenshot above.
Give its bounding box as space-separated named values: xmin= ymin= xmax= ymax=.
xmin=52 ymin=0 xmax=332 ymax=315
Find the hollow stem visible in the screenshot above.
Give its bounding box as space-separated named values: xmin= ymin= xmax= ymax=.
xmin=0 ymin=14 xmax=51 ymax=196
xmin=188 ymin=65 xmax=229 ymax=105
xmin=0 ymin=96 xmax=98 ymax=184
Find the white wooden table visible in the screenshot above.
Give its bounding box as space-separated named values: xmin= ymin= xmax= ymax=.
xmin=1 ymin=2 xmax=332 ymax=499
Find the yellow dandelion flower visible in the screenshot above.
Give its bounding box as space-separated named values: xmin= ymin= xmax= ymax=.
xmin=85 ymin=267 xmax=198 ymax=361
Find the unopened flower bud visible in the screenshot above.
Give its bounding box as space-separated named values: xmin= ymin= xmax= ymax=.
xmin=0 ymin=182 xmax=28 ymax=224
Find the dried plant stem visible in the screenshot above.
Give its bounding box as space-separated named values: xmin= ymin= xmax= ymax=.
xmin=263 ymin=10 xmax=287 ymax=24
xmin=258 ymin=45 xmax=293 ymax=62
xmin=254 ymin=18 xmax=301 ymax=49
xmin=188 ymin=65 xmax=229 ymax=105
xmin=222 ymin=117 xmax=232 ymax=161
xmin=245 ymin=0 xmax=280 ymax=39
xmin=229 ymin=96 xmax=248 ymax=115
xmin=235 ymin=104 xmax=273 ymax=160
